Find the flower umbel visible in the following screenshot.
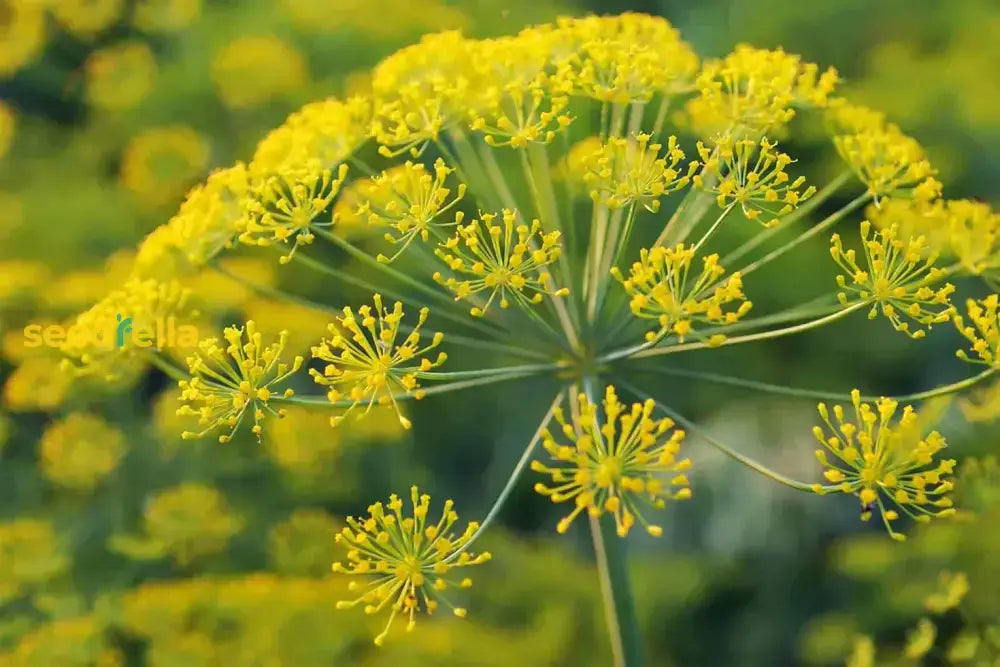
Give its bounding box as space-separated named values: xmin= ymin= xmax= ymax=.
xmin=583 ymin=133 xmax=696 ymax=212
xmin=694 ymin=135 xmax=815 ymax=227
xmin=333 ymin=486 xmax=490 ymax=646
xmin=830 ymin=221 xmax=955 ymax=338
xmin=433 ymin=209 xmax=568 ymax=316
xmin=532 ymin=386 xmax=692 ymax=537
xmin=612 ymin=244 xmax=751 ymax=344
xmin=177 ymin=321 xmax=303 ymax=443
xmin=812 ymin=389 xmax=957 ymax=540
xmin=309 ymin=295 xmax=446 ymax=429
xmin=954 ymin=295 xmax=1000 ymax=367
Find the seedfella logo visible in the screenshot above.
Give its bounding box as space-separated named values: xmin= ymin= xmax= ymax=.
xmin=23 ymin=314 xmax=199 ymax=350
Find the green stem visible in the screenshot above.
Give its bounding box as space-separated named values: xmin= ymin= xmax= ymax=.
xmin=582 ymin=376 xmax=644 ymax=667
xmin=146 ymin=352 xmax=189 ymax=382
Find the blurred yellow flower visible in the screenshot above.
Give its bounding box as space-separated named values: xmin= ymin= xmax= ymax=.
xmin=0 ymin=519 xmax=69 ymax=603
xmin=211 ymin=35 xmax=308 ymax=110
xmin=120 ymin=126 xmax=210 ymax=208
xmin=282 ymin=0 xmax=467 ymax=37
xmin=84 ymin=41 xmax=157 ymax=111
xmin=263 ymin=405 xmax=341 ymax=475
xmin=180 ymin=256 xmax=275 ymax=312
xmin=0 ymin=0 xmax=45 ymax=76
xmin=0 ymin=259 xmax=50 ymax=303
xmin=50 ymin=0 xmax=123 ymax=38
xmin=268 ymin=509 xmax=340 ymax=577
xmin=1 ymin=615 xmax=122 ymax=667
xmin=110 ymin=483 xmax=244 ymax=566
xmin=0 ymin=99 xmax=14 ymax=158
xmin=39 ymin=412 xmax=126 ymax=491
xmin=38 ymin=251 xmax=133 ymax=310
xmin=243 ymin=297 xmax=331 ymax=357
xmin=133 ymin=0 xmax=201 ymax=32
xmin=3 ymin=356 xmax=74 ymax=412
xmin=0 ymin=192 xmax=24 ymax=240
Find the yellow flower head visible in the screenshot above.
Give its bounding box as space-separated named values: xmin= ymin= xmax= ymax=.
xmin=532 ymin=386 xmax=692 ymax=538
xmin=812 ymin=389 xmax=956 ymax=540
xmin=309 ymin=294 xmax=446 ymax=429
xmin=238 ymin=162 xmax=349 ymax=263
xmin=830 ymin=221 xmax=955 ymax=339
xmin=694 ymin=135 xmax=815 ymax=227
xmin=211 ymin=35 xmax=308 ymax=110
xmin=694 ymin=44 xmax=837 ymax=134
xmin=361 ymin=158 xmax=466 ymax=263
xmin=954 ymin=295 xmax=1000 ymax=368
xmin=133 ymin=0 xmax=201 ymax=32
xmin=942 ymin=199 xmax=1000 ymax=276
xmin=433 ymin=209 xmax=568 ymax=317
xmin=3 ymin=357 xmax=74 ymax=412
xmin=583 ymin=133 xmax=696 ymax=212
xmin=553 ymin=14 xmax=700 ymax=103
xmin=868 ymin=197 xmax=949 ymax=259
xmin=120 ymin=126 xmax=210 ymax=208
xmin=557 ymin=135 xmax=604 ymax=190
xmin=924 ymin=571 xmax=969 ymax=614
xmin=333 ymin=486 xmax=490 ymax=646
xmin=133 ymin=162 xmax=249 ymax=279
xmin=51 ymin=0 xmax=122 ymax=37
xmin=612 ymin=244 xmax=751 ymax=344
xmin=177 ymin=321 xmax=303 ymax=443
xmin=61 ymin=279 xmax=191 ymax=380
xmin=0 ymin=100 xmax=15 ymax=158
xmin=268 ymin=509 xmax=339 ymax=577
xmin=39 ymin=412 xmax=126 ymax=492
xmin=84 ymin=41 xmax=157 ymax=111
xmin=828 ymin=100 xmax=940 ymax=203
xmin=0 ymin=519 xmax=69 ymax=603
xmin=0 ymin=0 xmax=45 ymax=77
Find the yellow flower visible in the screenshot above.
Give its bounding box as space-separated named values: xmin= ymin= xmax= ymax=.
xmin=133 ymin=0 xmax=201 ymax=32
xmin=361 ymin=159 xmax=466 ymax=262
xmin=694 ymin=44 xmax=837 ymax=134
xmin=557 ymin=135 xmax=604 ymax=190
xmin=694 ymin=135 xmax=815 ymax=227
xmin=4 ymin=616 xmax=122 ymax=667
xmin=237 ymin=162 xmax=349 ymax=263
xmin=2 ymin=357 xmax=74 ymax=412
xmin=433 ymin=209 xmax=568 ymax=316
xmin=120 ymin=126 xmax=210 ymax=208
xmin=942 ymin=199 xmax=1000 ymax=276
xmin=532 ymin=386 xmax=692 ymax=537
xmin=845 ymin=635 xmax=875 ymax=667
xmin=954 ymin=295 xmax=1000 ymax=367
xmin=132 ymin=163 xmax=249 ymax=279
xmin=333 ymin=486 xmax=490 ymax=646
xmin=40 ymin=251 xmax=133 ymax=310
xmin=211 ymin=35 xmax=308 ymax=109
xmin=828 ymin=99 xmax=940 ymax=203
xmin=958 ymin=377 xmax=1000 ymax=422
xmin=309 ymin=294 xmax=446 ymax=429
xmin=50 ymin=0 xmax=123 ymax=37
xmin=0 ymin=259 xmax=50 ymax=302
xmin=243 ymin=297 xmax=332 ymax=357
xmin=263 ymin=405 xmax=343 ymax=476
xmin=583 ymin=133 xmax=695 ymax=212
xmin=39 ymin=412 xmax=126 ymax=491
xmin=268 ymin=509 xmax=340 ymax=577
xmin=0 ymin=100 xmax=14 ymax=158
xmin=177 ymin=321 xmax=303 ymax=443
xmin=924 ymin=571 xmax=969 ymax=614
xmin=0 ymin=0 xmax=45 ymax=77
xmin=830 ymin=221 xmax=954 ymax=338
xmin=812 ymin=390 xmax=957 ymax=540
xmin=84 ymin=41 xmax=157 ymax=111
xmin=0 ymin=519 xmax=69 ymax=603
xmin=112 ymin=483 xmax=244 ymax=566
xmin=612 ymin=244 xmax=751 ymax=344
xmin=903 ymin=618 xmax=937 ymax=659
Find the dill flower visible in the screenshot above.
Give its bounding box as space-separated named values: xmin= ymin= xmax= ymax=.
xmin=362 ymin=159 xmax=466 ymax=262
xmin=532 ymin=386 xmax=692 ymax=537
xmin=830 ymin=221 xmax=955 ymax=338
xmin=268 ymin=509 xmax=339 ymax=577
xmin=132 ymin=0 xmax=201 ymax=32
xmin=263 ymin=405 xmax=343 ymax=477
xmin=211 ymin=35 xmax=308 ymax=110
xmin=309 ymin=294 xmax=446 ymax=429
xmin=238 ymin=162 xmax=349 ymax=263
xmin=120 ymin=126 xmax=210 ymax=208
xmin=0 ymin=0 xmax=45 ymax=77
xmin=3 ymin=616 xmax=122 ymax=666
xmin=2 ymin=357 xmax=74 ymax=412
xmin=50 ymin=0 xmax=122 ymax=37
xmin=612 ymin=244 xmax=751 ymax=344
xmin=694 ymin=135 xmax=816 ymax=227
xmin=0 ymin=519 xmax=69 ymax=603
xmin=0 ymin=100 xmax=14 ymax=159
xmin=583 ymin=133 xmax=696 ymax=212
xmin=812 ymin=390 xmax=957 ymax=540
xmin=942 ymin=199 xmax=1000 ymax=276
xmin=84 ymin=41 xmax=157 ymax=112
xmin=112 ymin=483 xmax=244 ymax=566
xmin=954 ymin=295 xmax=1000 ymax=367
xmin=332 ymin=486 xmax=491 ymax=646
xmin=177 ymin=321 xmax=303 ymax=443
xmin=559 ymin=135 xmax=604 ymax=190
xmin=433 ymin=209 xmax=569 ymax=316
xmin=133 ymin=163 xmax=249 ymax=278
xmin=39 ymin=412 xmax=126 ymax=492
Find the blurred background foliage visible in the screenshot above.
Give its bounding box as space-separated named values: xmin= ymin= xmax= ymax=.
xmin=1 ymin=0 xmax=998 ymax=665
